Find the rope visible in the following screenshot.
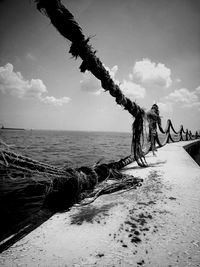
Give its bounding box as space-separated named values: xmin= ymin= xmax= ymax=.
xmin=1 ymin=138 xmax=143 ymax=211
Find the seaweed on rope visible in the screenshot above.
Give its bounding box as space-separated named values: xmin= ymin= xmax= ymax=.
xmin=34 ymin=0 xmax=199 ymax=167
xmin=34 ymin=0 xmax=146 ymax=165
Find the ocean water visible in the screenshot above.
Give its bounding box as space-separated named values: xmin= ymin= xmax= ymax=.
xmin=1 ymin=129 xmax=195 ymax=167
xmin=0 ymin=130 xmax=133 ymax=168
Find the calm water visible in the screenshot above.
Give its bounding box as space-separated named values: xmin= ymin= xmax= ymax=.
xmin=1 ymin=129 xmax=194 ymax=167
xmin=0 ymin=130 xmax=133 ymax=168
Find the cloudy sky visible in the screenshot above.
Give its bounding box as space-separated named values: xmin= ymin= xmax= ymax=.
xmin=0 ymin=0 xmax=200 ymax=132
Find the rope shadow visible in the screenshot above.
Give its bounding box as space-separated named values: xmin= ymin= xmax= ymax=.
xmin=123 ymin=160 xmax=167 ymax=171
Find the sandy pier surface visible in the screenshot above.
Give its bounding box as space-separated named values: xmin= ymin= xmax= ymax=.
xmin=0 ymin=140 xmax=200 ymax=266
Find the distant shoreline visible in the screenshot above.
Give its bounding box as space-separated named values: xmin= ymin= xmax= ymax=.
xmin=0 ymin=128 xmax=130 ymax=134
xmin=0 ymin=127 xmax=25 ymax=131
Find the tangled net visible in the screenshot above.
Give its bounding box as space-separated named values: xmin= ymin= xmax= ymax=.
xmin=0 ymin=139 xmax=143 ymax=210
xmin=0 ymin=137 xmax=143 ymax=251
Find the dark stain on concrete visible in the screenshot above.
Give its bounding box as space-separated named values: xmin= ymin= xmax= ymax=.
xmin=70 ymin=203 xmax=116 ymax=225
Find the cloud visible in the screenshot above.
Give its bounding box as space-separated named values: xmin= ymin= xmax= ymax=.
xmin=80 ymin=65 xmax=119 ymax=95
xmin=175 ymin=78 xmax=181 ymax=83
xmin=106 ymin=65 xmax=146 ymax=99
xmin=120 ymin=80 xmax=146 ymax=100
xmin=0 ymin=63 xmax=71 ymax=106
xmin=157 ymin=102 xmax=173 ymax=114
xmin=133 ymin=58 xmax=172 ymax=88
xmin=166 ymin=88 xmax=197 ymax=106
xmin=80 ymin=70 xmax=102 ymax=95
xmin=0 ymin=63 xmax=47 ymax=98
xmin=80 ymin=65 xmax=145 ymax=100
xmin=195 ymin=86 xmax=200 ymax=94
xmin=41 ymin=96 xmax=71 ymax=106
xmin=26 ymin=53 xmax=37 ymax=61
xmin=165 ymin=87 xmax=200 ymax=110
xmin=105 ymin=65 xmax=118 ymax=80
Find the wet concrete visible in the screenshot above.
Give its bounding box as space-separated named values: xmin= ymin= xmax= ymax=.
xmin=0 ymin=140 xmax=200 ymax=266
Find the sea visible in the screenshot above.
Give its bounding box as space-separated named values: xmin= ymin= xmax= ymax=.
xmin=1 ymin=129 xmax=199 ymax=168
xmin=0 ymin=129 xmax=133 ymax=168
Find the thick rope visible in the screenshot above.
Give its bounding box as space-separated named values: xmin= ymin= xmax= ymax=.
xmin=34 ymin=0 xmax=148 ymax=164
xmin=0 ymin=139 xmax=140 ymax=210
xmin=34 ymin=0 xmax=143 ymax=118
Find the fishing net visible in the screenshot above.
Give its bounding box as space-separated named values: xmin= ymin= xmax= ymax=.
xmin=0 ymin=138 xmax=142 ymax=209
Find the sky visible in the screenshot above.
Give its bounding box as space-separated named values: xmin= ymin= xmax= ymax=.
xmin=0 ymin=0 xmax=200 ymax=132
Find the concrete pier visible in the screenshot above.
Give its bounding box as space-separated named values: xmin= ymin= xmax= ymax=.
xmin=0 ymin=140 xmax=200 ymax=266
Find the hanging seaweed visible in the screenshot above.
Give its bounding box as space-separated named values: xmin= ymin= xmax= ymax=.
xmin=146 ymin=104 xmax=162 ymax=156
xmin=131 ymin=111 xmax=148 ymax=167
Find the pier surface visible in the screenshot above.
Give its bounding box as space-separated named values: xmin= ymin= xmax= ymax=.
xmin=0 ymin=140 xmax=200 ymax=266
